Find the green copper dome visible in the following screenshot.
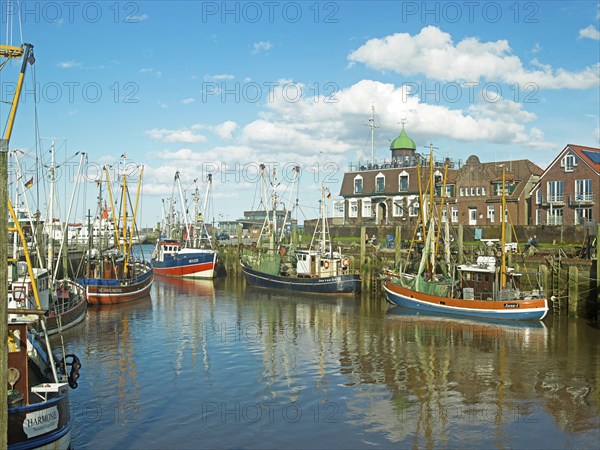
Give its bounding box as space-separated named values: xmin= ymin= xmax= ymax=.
xmin=390 ymin=127 xmax=416 ymax=150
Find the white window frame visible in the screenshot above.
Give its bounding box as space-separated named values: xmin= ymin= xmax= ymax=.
xmin=487 ymin=205 xmax=495 ymax=223
xmin=575 ymin=207 xmax=592 ymax=225
xmin=398 ymin=171 xmax=409 ymax=192
xmin=408 ymin=200 xmax=419 ymax=217
xmin=361 ymin=198 xmax=372 ymax=218
xmin=451 ymin=206 xmax=458 ymax=223
xmin=547 ymin=180 xmax=564 ymax=203
xmin=348 ymin=199 xmax=358 ymax=218
xmin=332 ymin=200 xmax=345 ymax=218
xmin=547 ymin=207 xmax=564 ymax=225
xmin=562 ymin=153 xmax=577 ymax=172
xmin=354 ymin=175 xmax=363 ymax=194
xmin=392 ymin=196 xmax=404 ymax=217
xmin=375 ymin=173 xmax=385 ymax=193
xmin=575 ymin=179 xmax=592 ymax=202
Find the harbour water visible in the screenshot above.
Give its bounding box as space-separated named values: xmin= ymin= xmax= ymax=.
xmin=58 ymin=252 xmax=599 ymax=449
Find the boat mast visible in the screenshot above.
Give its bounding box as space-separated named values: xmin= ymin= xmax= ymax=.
xmin=104 ymin=166 xmax=120 ymax=252
xmin=201 ymin=174 xmax=213 ymax=247
xmin=364 ymin=105 xmax=379 ymax=165
xmin=500 ymin=165 xmax=507 ymax=290
xmin=125 ymin=165 xmax=143 ymax=270
xmin=175 ymin=171 xmax=191 ymax=246
xmin=47 ymin=139 xmax=55 ymax=274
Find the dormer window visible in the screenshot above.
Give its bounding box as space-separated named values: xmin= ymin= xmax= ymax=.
xmin=354 ymin=175 xmax=363 ymax=194
xmin=375 ymin=173 xmax=385 ymax=193
xmin=399 ymin=171 xmax=409 ymax=192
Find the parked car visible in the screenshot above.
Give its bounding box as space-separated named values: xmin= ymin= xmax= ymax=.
xmin=216 ymin=231 xmax=230 ymax=241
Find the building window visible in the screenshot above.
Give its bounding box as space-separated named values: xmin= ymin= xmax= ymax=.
xmin=476 ymin=187 xmax=481 ymax=196
xmin=349 ymin=199 xmax=358 ymax=218
xmin=409 ymin=201 xmax=419 ymax=217
xmin=481 ymin=187 xmax=486 ymax=196
xmin=487 ymin=206 xmax=495 ymax=223
xmin=392 ymin=197 xmax=404 ymax=217
xmin=354 ymin=176 xmax=363 ymax=194
xmin=332 ymin=200 xmax=344 ymax=218
xmin=535 ymin=209 xmax=541 ymax=225
xmin=575 ymin=207 xmax=593 ymax=225
xmin=441 ymin=208 xmax=448 ymax=223
xmin=471 ymin=187 xmax=475 ymax=196
xmin=465 ymin=188 xmax=469 ymax=196
xmin=575 ymin=179 xmax=593 ymax=202
xmin=445 ymin=185 xmax=454 ymax=197
xmin=535 ymin=189 xmax=541 ymax=204
xmin=362 ymin=198 xmax=371 ymax=218
xmin=459 ymin=187 xmax=464 ymax=197
xmin=547 ymin=180 xmax=564 ymax=203
xmin=451 ymin=207 xmax=458 ymax=223
xmin=375 ymin=173 xmax=385 ymax=193
xmin=399 ymin=172 xmax=409 ymax=192
xmin=562 ymin=154 xmax=577 ymax=172
xmin=547 ymin=208 xmax=563 ymax=225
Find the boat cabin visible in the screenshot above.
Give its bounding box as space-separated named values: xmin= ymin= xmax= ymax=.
xmin=8 ymin=263 xmax=50 ymax=312
xmin=457 ymin=256 xmax=520 ymax=300
xmin=295 ymin=250 xmax=350 ymax=278
xmin=153 ymin=239 xmax=181 ymax=262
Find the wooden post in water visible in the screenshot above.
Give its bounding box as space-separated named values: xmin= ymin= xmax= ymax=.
xmin=360 ymin=227 xmax=366 ymax=290
xmin=538 ymin=264 xmax=556 ymax=312
xmin=0 ymin=139 xmax=8 ymax=448
xmin=395 ymin=225 xmax=401 ymax=268
xmin=457 ymin=224 xmax=464 ymax=264
xmin=568 ymin=266 xmax=579 ymax=316
xmin=361 ymin=226 xmax=366 ymax=263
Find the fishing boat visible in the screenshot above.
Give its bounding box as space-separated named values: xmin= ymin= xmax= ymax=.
xmin=15 ymin=139 xmax=88 ymax=334
xmin=3 ymin=42 xmax=80 ymax=450
xmin=241 ymin=166 xmax=360 ymax=294
xmin=384 ymin=153 xmax=548 ymax=320
xmin=152 ymin=173 xmax=219 ymax=278
xmin=76 ymin=161 xmax=153 ymax=305
xmin=7 ymin=201 xmax=82 ymax=450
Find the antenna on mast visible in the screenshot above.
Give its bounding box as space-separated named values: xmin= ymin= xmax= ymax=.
xmin=363 ymin=104 xmax=379 ymax=165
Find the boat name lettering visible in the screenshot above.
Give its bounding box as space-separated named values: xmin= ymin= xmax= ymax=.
xmin=503 ymin=303 xmax=520 ymax=308
xmin=23 ymin=406 xmax=59 ymax=438
xmin=99 ymin=287 xmax=123 ymax=293
xmin=189 ymin=259 xmax=199 ymax=263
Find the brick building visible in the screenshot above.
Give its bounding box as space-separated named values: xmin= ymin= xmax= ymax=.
xmin=530 ymin=144 xmax=599 ymax=225
xmin=337 ymin=126 xmax=542 ymax=226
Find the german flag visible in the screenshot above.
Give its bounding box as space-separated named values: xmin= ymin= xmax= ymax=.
xmin=24 ymin=177 xmax=34 ymax=189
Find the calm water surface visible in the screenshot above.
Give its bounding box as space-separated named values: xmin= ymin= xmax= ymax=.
xmin=59 ymin=270 xmax=599 ymax=449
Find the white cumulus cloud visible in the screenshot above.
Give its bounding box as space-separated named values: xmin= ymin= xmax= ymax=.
xmin=348 ymin=26 xmax=599 ymax=89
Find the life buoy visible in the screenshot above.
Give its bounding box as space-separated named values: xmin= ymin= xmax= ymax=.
xmin=323 ymin=260 xmax=330 ymax=269
xmin=342 ymin=258 xmax=349 ymax=267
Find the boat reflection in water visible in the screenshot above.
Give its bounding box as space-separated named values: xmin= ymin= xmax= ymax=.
xmin=64 ymin=277 xmax=598 ymax=449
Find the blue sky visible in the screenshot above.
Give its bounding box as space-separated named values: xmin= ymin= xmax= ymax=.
xmin=2 ymin=1 xmax=599 ymax=227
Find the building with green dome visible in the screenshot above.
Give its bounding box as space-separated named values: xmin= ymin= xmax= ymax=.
xmin=390 ymin=125 xmax=417 ymax=163
xmin=336 ymin=121 xmax=542 ymax=227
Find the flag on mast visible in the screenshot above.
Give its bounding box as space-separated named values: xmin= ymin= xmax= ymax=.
xmin=25 ymin=177 xmax=34 ymax=189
